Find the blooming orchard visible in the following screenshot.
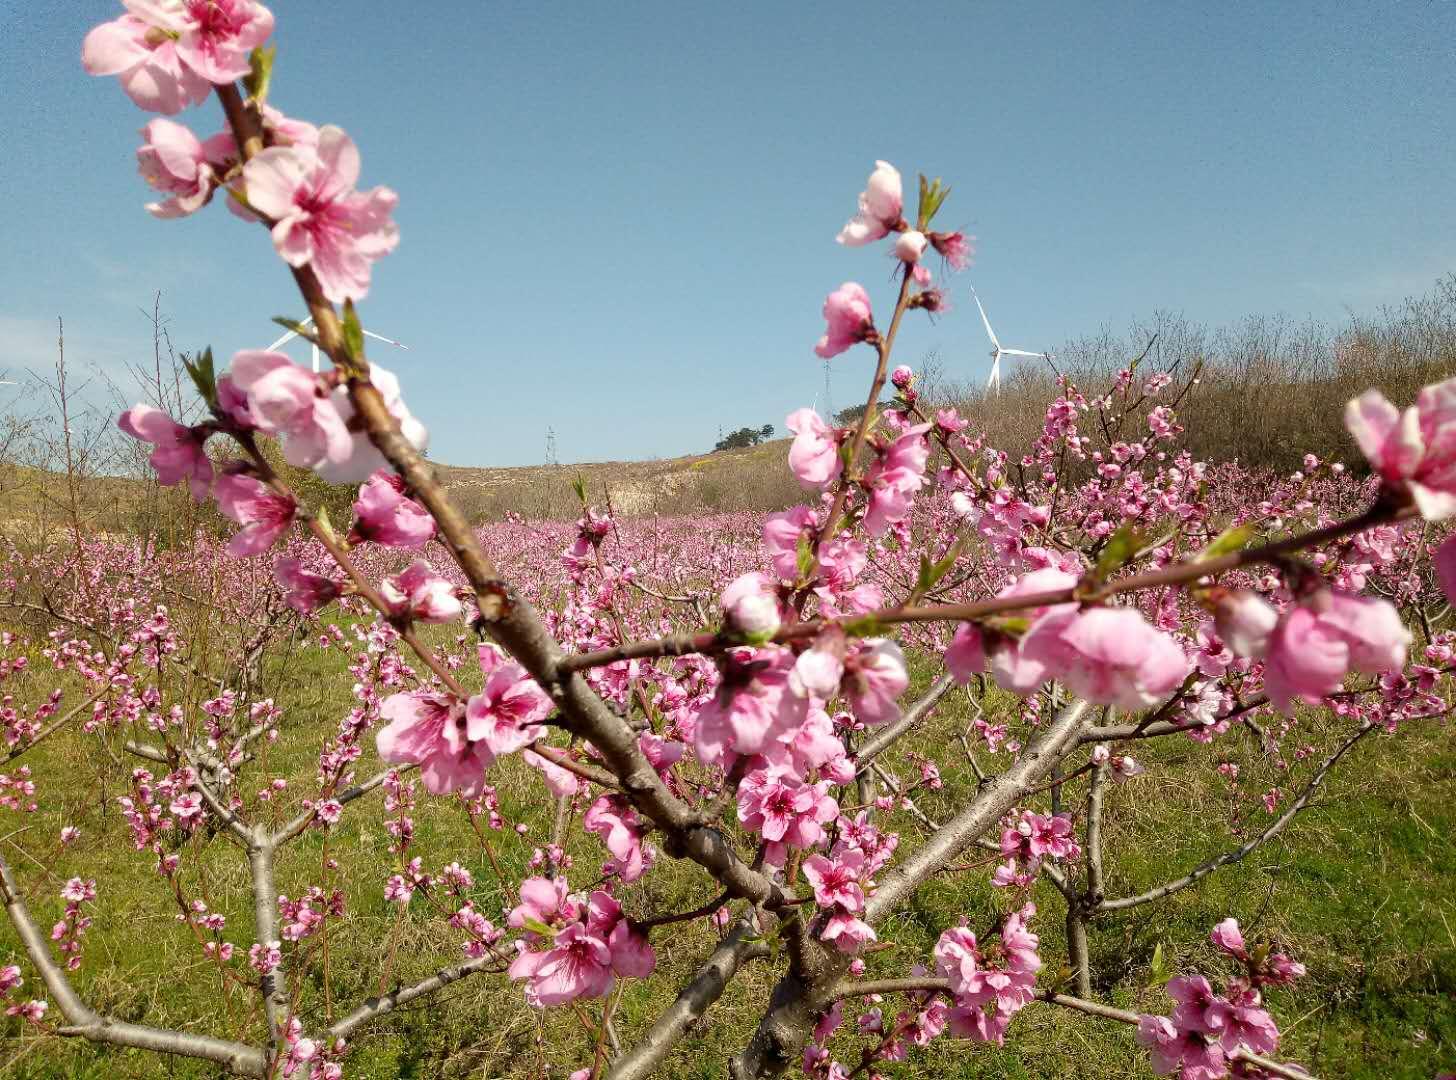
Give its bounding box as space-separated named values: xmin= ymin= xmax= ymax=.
xmin=0 ymin=5 xmax=1450 ymax=1079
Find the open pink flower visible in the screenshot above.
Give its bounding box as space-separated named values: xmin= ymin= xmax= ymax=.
xmin=226 ymin=350 xmax=352 ymax=470
xmin=320 ymin=365 xmax=429 ymax=484
xmin=862 ymin=425 xmax=931 ymax=536
xmin=509 ymin=922 xmax=614 ymax=1006
xmin=945 ymin=623 xmax=986 ymax=684
xmin=802 ymin=850 xmax=867 ymax=913
xmin=1021 ymin=606 xmax=1190 ymax=711
xmin=763 ymin=505 xmax=818 ymax=581
xmin=379 ymin=560 xmax=461 ymax=623
xmin=841 ymin=639 xmax=908 ymax=725
xmin=241 ymin=126 xmax=399 ymax=304
xmin=466 ymin=647 xmax=553 ymax=758
xmin=786 ymin=409 xmax=843 ymax=490
xmin=136 ymin=118 xmax=224 ymax=218
xmin=353 ymin=470 xmax=436 ymax=548
xmin=693 ymin=647 xmax=807 ymax=766
xmin=584 ymin=795 xmax=649 ymax=882
xmin=508 ymin=876 xmax=577 ymax=932
xmin=376 ymin=691 xmax=490 ymax=796
xmin=274 ymin=558 xmax=341 ymax=615
xmin=737 ymin=764 xmax=838 ymax=861
xmin=1263 ymin=592 xmax=1410 ymax=714
xmin=836 ymin=161 xmax=903 ymax=246
xmin=1346 ymin=379 xmax=1456 ymax=519
xmin=118 ymin=404 xmax=212 ymax=500
xmin=814 ymin=283 xmax=875 ymax=359
xmin=821 ymin=909 xmax=877 ymax=953
xmin=82 ymin=14 xmax=210 ymax=114
xmin=213 ymin=469 xmax=296 ymax=556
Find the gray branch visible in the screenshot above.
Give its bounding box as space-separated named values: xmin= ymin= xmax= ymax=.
xmin=607 ymin=919 xmax=771 ymax=1080
xmin=1096 ymin=722 xmax=1376 ymax=913
xmin=854 ymin=673 xmax=955 ymax=769
xmin=0 ymin=849 xmax=265 ymax=1076
xmin=328 ymin=953 xmax=501 ymax=1041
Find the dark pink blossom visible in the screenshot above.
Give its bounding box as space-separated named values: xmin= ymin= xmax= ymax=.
xmin=118 ymin=404 xmax=212 ymax=500
xmin=213 ymin=469 xmax=296 ymax=556
xmin=353 ymin=471 xmax=436 ymax=548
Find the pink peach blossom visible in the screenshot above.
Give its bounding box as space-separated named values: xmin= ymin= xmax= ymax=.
xmin=136 ymin=118 xmax=222 ymax=218
xmin=814 ymin=283 xmax=875 ymax=359
xmin=241 ymin=126 xmax=399 ymax=304
xmin=353 ymin=471 xmax=436 ymax=548
xmin=118 ymin=404 xmax=213 ymax=500
xmin=1345 ymin=379 xmax=1456 ymax=519
xmin=213 ymin=469 xmax=296 ymax=556
xmin=466 ymin=647 xmax=553 ymax=758
xmin=376 ymin=691 xmax=490 ymax=796
xmin=274 ymin=558 xmax=341 ymax=615
xmin=836 ymin=161 xmax=903 ymax=246
xmin=786 ymin=409 xmax=843 ymax=490
xmin=379 ymin=560 xmax=461 ymax=623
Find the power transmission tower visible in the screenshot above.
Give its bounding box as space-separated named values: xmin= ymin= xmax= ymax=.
xmin=823 ymin=360 xmax=834 ymax=419
xmin=545 ymin=426 xmax=558 ymax=466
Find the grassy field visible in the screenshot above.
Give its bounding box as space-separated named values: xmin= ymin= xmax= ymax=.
xmin=1 ymin=616 xmax=1452 ymax=1080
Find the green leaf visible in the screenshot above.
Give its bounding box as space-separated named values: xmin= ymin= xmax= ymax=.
xmin=1200 ymin=523 xmax=1255 ymax=560
xmin=520 ymin=916 xmax=556 ymax=940
xmin=182 ymin=347 xmax=218 ymax=410
xmin=571 ymin=473 xmax=588 ymax=506
xmin=1146 ymin=942 xmax=1172 ymax=989
xmin=244 ymin=44 xmax=276 ymax=105
xmin=341 ymin=299 xmax=365 ymax=363
xmin=841 ymin=614 xmax=885 ymax=638
xmin=796 ymin=531 xmax=816 ymax=581
xmin=315 ymin=504 xmax=335 ymax=541
xmin=271 ymin=316 xmax=318 ymax=344
xmin=1093 ymin=523 xmax=1143 ymax=582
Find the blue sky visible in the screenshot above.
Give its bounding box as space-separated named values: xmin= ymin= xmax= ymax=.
xmin=3 ymin=3 xmax=1454 ymax=466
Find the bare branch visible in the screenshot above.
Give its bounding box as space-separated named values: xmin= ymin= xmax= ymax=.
xmin=0 ymin=849 xmax=266 ymax=1076
xmin=1097 ymin=722 xmax=1376 ymax=913
xmin=608 ymin=919 xmax=771 ymax=1080
xmin=853 ymin=673 xmax=955 ymax=770
xmin=328 ymin=953 xmax=501 ymax=1041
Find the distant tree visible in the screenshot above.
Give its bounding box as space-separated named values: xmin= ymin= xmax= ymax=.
xmin=833 ymin=397 xmax=893 ymax=427
xmin=713 ymin=424 xmax=775 ymax=452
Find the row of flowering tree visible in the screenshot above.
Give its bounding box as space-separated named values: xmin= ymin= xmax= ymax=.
xmin=0 ymin=4 xmax=1452 ymax=1078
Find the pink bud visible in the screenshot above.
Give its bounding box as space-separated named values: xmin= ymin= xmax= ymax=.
xmin=893 ymin=230 xmax=928 ymax=264
xmin=1212 ymin=590 xmax=1278 ymax=659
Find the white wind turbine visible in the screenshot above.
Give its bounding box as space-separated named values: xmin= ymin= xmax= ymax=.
xmin=970 ymin=285 xmax=1050 ymax=395
xmin=264 ymin=314 xmax=409 ymax=373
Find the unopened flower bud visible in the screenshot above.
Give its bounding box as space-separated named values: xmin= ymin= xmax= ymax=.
xmin=894 ymin=230 xmax=929 ymax=264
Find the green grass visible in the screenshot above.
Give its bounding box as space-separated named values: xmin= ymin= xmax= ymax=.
xmin=1 ymin=634 xmax=1452 ymax=1078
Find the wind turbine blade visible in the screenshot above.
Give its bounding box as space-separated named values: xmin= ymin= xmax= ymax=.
xmin=363 ymin=330 xmax=410 ymax=349
xmin=986 ymin=354 xmax=1001 ymax=394
xmin=999 ymin=349 xmax=1044 ymax=359
xmin=266 ymin=329 xmax=298 ymax=351
xmin=970 ymin=287 xmax=1001 ymax=350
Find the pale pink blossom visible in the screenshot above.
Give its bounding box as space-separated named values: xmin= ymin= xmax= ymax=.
xmin=509 ymin=922 xmax=614 ymax=1006
xmin=584 ymin=795 xmax=649 ymax=882
xmin=840 ymin=639 xmax=908 ymax=725
xmin=1213 ymin=590 xmax=1278 ymax=659
xmin=83 ymin=14 xmax=210 ymax=114
xmin=353 ymin=471 xmax=436 ymax=548
xmin=814 ymin=283 xmax=875 ymax=359
xmin=1210 ymin=917 xmax=1247 ymax=959
xmin=118 ymin=404 xmax=213 ymax=500
xmin=1345 ymin=379 xmax=1456 ymax=519
xmin=763 ymin=505 xmax=818 ymax=581
xmin=213 ymin=469 xmax=296 ymax=556
xmin=466 ymin=647 xmax=553 ymax=758
xmin=820 ymin=910 xmax=877 ymax=953
xmin=1021 ymin=606 xmax=1190 ymax=711
xmin=836 ymin=161 xmax=904 ymax=246
xmin=893 ymin=230 xmax=928 ymax=264
xmin=1263 ymin=592 xmax=1410 ymax=714
xmin=945 ymin=623 xmax=986 ymax=684
xmin=318 ymin=365 xmax=428 ymax=484
xmin=380 ymin=560 xmax=461 ymax=623
xmin=802 ymin=850 xmax=867 ymax=913
xmin=376 ymin=691 xmax=490 ymax=796
xmin=693 ymin=647 xmax=807 ymax=766
xmin=136 ymin=118 xmax=222 ymax=218
xmin=241 ymin=126 xmax=399 ymax=304
xmin=274 ymin=558 xmax=341 ymax=614
xmin=721 ymin=572 xmax=781 ymax=640
xmin=507 ymin=876 xmax=577 ymax=931
xmin=862 ymin=425 xmax=931 ymax=536
xmin=786 ymin=409 xmax=843 ymax=490
xmin=226 ymin=351 xmax=352 ymax=472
